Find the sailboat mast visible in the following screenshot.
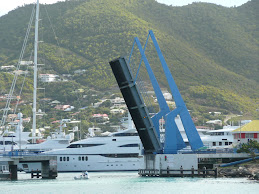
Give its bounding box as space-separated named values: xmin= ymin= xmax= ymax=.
xmin=32 ymin=0 xmax=40 ymax=141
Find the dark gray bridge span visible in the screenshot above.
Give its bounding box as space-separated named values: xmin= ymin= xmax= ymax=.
xmin=109 ymin=57 xmax=162 ymax=153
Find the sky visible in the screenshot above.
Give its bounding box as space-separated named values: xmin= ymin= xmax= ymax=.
xmin=0 ymin=0 xmax=251 ymax=17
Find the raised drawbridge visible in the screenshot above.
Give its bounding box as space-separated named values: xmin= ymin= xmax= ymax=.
xmin=110 ymin=30 xmax=204 ymax=176
xmin=110 ymin=30 xmax=203 ymax=154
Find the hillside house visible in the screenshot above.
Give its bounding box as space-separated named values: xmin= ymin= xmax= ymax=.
xmin=7 ymin=114 xmax=17 ymax=122
xmin=206 ymin=119 xmax=222 ymax=126
xmin=74 ymin=69 xmax=86 ymax=74
xmin=23 ymin=117 xmax=31 ymax=123
xmin=1 ymin=65 xmax=15 ymax=70
xmin=92 ymin=114 xmax=109 ymax=121
xmin=39 ymin=74 xmax=59 ymax=82
xmin=13 ymin=70 xmax=28 ymax=75
xmin=50 ymin=100 xmax=61 ymax=105
xmin=110 ymin=109 xmax=125 ymax=114
xmin=54 ymin=105 xmax=71 ymax=111
xmin=110 ymin=97 xmax=124 ymax=106
xmin=209 ymin=112 xmax=222 ymax=116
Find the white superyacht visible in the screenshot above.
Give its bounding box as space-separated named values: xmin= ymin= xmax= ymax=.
xmin=21 ymin=126 xmax=144 ymax=172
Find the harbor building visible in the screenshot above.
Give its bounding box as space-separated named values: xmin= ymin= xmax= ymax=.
xmin=232 ymin=120 xmax=259 ymax=144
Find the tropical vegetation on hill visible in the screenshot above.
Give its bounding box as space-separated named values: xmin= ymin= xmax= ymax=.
xmin=0 ymin=0 xmax=258 ymax=133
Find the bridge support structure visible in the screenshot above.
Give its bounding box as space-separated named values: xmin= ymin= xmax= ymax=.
xmin=110 ymin=30 xmax=204 ymax=176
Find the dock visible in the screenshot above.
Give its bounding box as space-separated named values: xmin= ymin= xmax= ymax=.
xmin=139 ymin=167 xmax=218 ymax=178
xmin=0 ymin=151 xmax=57 ymax=180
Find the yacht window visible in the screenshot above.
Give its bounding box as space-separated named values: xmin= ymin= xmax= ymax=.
xmin=67 ymin=144 xmax=104 ymax=148
xmin=82 ymin=157 xmax=84 ymax=161
xmin=67 ymin=157 xmax=69 ymax=161
xmin=219 ymin=142 xmax=222 ymax=146
xmin=100 ymin=153 xmax=139 ymax=158
xmin=85 ymin=156 xmax=88 ymax=161
xmin=229 ymin=142 xmax=232 ymax=145
xmin=0 ymin=141 xmax=17 ymax=145
xmin=112 ymin=139 xmax=116 ymax=141
xmin=225 ymin=142 xmax=229 ymax=145
xmin=63 ymin=157 xmax=66 ymax=161
xmin=79 ymin=156 xmax=81 ymax=161
xmin=213 ymin=142 xmax=216 ymax=146
xmin=60 ymin=157 xmax=62 ymax=161
xmin=114 ymin=133 xmax=138 ymax=137
xmin=119 ymin=144 xmax=139 ymax=147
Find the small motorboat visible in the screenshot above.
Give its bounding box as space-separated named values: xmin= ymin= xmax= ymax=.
xmin=74 ymin=171 xmax=89 ymax=180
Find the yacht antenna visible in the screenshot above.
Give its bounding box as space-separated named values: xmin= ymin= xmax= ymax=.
xmin=32 ymin=0 xmax=40 ymax=142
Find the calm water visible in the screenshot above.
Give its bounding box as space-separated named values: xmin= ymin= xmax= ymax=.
xmin=1 ymin=172 xmax=259 ymax=194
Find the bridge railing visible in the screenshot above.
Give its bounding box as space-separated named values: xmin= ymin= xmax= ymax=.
xmin=1 ymin=150 xmax=43 ymax=157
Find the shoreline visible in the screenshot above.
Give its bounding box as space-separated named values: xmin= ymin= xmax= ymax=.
xmin=218 ymin=162 xmax=259 ymax=181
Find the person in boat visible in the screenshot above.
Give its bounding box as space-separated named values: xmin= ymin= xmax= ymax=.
xmin=82 ymin=171 xmax=88 ymax=177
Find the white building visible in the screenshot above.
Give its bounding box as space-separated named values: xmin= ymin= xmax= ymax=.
xmin=1 ymin=65 xmax=15 ymax=70
xmin=110 ymin=97 xmax=125 ymax=104
xmin=163 ymin=92 xmax=172 ymax=101
xmin=74 ymin=69 xmax=86 ymax=74
xmin=206 ymin=119 xmax=222 ymax=125
xmin=39 ymin=74 xmax=58 ymax=82
xmin=110 ymin=109 xmax=125 ymax=114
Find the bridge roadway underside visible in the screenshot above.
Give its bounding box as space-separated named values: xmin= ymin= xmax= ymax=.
xmin=110 ymin=57 xmax=162 ymax=153
xmin=0 ymin=155 xmax=57 ymax=180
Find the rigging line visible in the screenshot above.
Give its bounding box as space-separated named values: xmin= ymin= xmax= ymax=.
xmin=43 ymin=4 xmax=87 ymax=121
xmin=0 ymin=5 xmax=36 ymax=128
xmin=12 ymin=51 xmax=33 ymax=121
xmin=12 ymin=51 xmax=34 ymax=122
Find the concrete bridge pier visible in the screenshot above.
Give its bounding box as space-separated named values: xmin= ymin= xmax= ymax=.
xmin=9 ymin=164 xmax=18 ymax=180
xmin=41 ymin=159 xmax=57 ymax=179
xmin=1 ymin=155 xmax=57 ymax=180
xmin=8 ymin=160 xmax=19 ymax=181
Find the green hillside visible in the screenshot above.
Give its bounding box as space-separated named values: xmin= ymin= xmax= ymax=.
xmin=0 ymin=0 xmax=258 ymax=118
